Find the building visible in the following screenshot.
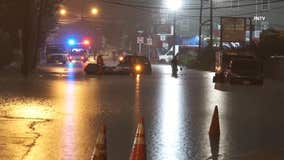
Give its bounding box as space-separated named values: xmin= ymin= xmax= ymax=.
xmin=214 ymin=0 xmax=284 ymax=38
xmin=156 ymin=0 xmax=284 ymax=46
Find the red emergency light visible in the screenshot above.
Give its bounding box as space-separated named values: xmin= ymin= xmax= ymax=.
xmin=83 ymin=39 xmax=90 ymax=46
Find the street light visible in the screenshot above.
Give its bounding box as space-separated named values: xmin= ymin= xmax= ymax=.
xmin=59 ymin=8 xmax=67 ymax=16
xmin=165 ymin=0 xmax=182 ymax=11
xmin=91 ymin=7 xmax=99 ymax=15
xmin=165 ymin=0 xmax=182 ymax=56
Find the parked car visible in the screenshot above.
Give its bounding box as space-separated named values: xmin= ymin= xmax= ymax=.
xmin=67 ymin=51 xmax=88 ymax=63
xmin=46 ymin=47 xmax=67 ymax=64
xmin=158 ymin=51 xmax=174 ymax=63
xmin=224 ymin=57 xmax=264 ymax=85
xmin=47 ymin=54 xmax=67 ymax=64
xmin=115 ymin=55 xmax=152 ymax=74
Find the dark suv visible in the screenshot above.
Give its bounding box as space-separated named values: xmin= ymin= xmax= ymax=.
xmin=225 ymin=58 xmax=264 ymax=84
xmin=116 ymin=55 xmax=152 ymax=74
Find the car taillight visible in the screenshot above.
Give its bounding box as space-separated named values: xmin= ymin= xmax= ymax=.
xmin=68 ymin=56 xmax=72 ymax=60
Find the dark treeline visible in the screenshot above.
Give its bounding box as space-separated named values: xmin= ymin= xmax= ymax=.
xmin=0 ymin=0 xmax=62 ymax=75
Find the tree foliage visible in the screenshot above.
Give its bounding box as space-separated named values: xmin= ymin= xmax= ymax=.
xmin=0 ymin=0 xmax=62 ymax=72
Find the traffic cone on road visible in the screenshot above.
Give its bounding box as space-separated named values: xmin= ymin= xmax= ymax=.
xmin=129 ymin=118 xmax=146 ymax=160
xmin=91 ymin=125 xmax=107 ymax=160
xmin=209 ymin=105 xmax=220 ymax=137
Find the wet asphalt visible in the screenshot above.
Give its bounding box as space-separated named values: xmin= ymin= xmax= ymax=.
xmin=0 ymin=64 xmax=284 ymax=160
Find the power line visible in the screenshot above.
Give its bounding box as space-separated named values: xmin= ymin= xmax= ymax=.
xmin=98 ymin=1 xmax=284 ymax=19
xmin=100 ymin=0 xmax=284 ymax=11
xmin=102 ymin=0 xmax=271 ymax=7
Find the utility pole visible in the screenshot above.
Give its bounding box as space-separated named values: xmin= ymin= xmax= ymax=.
xmin=210 ymin=0 xmax=213 ymax=50
xmin=22 ymin=0 xmax=34 ymax=75
xmin=81 ymin=0 xmax=86 ymax=21
xmin=173 ymin=11 xmax=177 ymax=56
xmin=35 ymin=0 xmax=47 ymax=67
xmin=249 ymin=17 xmax=254 ymax=47
xmin=199 ymin=0 xmax=204 ymax=53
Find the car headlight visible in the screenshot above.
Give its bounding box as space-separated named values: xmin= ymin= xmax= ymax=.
xmin=118 ymin=56 xmax=124 ymax=62
xmin=134 ymin=64 xmax=142 ymax=73
xmin=215 ymin=66 xmax=222 ymax=73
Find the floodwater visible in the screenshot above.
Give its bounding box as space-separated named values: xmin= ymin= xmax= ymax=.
xmin=1 ymin=65 xmax=284 ymax=160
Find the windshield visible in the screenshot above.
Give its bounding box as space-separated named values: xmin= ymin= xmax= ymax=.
xmin=46 ymin=48 xmax=65 ymax=54
xmin=122 ymin=56 xmax=147 ymax=63
xmin=231 ymin=60 xmax=261 ymax=72
xmin=69 ymin=51 xmax=86 ymax=56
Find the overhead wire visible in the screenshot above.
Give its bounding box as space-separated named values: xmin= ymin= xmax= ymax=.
xmin=100 ymin=0 xmax=284 ymax=10
xmin=98 ymin=0 xmax=284 ymax=19
xmin=61 ymin=0 xmax=283 ymax=25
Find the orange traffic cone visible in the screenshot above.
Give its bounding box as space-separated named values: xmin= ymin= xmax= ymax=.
xmin=209 ymin=105 xmax=220 ymax=137
xmin=91 ymin=125 xmax=107 ymax=160
xmin=129 ymin=118 xmax=146 ymax=160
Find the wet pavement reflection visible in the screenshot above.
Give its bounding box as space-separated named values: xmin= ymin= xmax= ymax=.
xmin=1 ymin=65 xmax=284 ymax=159
xmin=155 ymin=71 xmax=185 ymax=159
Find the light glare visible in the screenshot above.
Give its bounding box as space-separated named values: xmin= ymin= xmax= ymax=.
xmin=83 ymin=39 xmax=90 ymax=45
xmin=68 ymin=39 xmax=76 ymax=46
xmin=91 ymin=8 xmax=98 ymax=15
xmin=166 ymin=0 xmax=182 ymax=11
xmin=60 ymin=9 xmax=67 ymax=16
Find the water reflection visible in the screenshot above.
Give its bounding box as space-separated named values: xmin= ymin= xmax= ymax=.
xmin=6 ymin=103 xmax=54 ymax=120
xmin=61 ymin=75 xmax=76 ymax=160
xmin=203 ymin=72 xmax=226 ymax=159
xmin=156 ymin=74 xmax=185 ymax=159
xmin=134 ymin=74 xmax=141 ymax=120
xmin=208 ymin=135 xmax=220 ymax=160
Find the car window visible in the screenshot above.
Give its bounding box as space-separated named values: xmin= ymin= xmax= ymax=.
xmin=231 ymin=60 xmax=260 ymax=72
xmin=69 ymin=51 xmax=85 ymax=56
xmin=120 ymin=56 xmax=149 ymax=65
xmin=167 ymin=51 xmax=173 ymax=55
xmin=47 ymin=48 xmax=65 ymax=54
xmin=135 ymin=57 xmax=149 ymax=64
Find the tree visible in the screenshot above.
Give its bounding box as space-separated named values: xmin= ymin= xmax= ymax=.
xmin=0 ymin=29 xmax=13 ymax=67
xmin=0 ymin=1 xmax=25 ymax=68
xmin=34 ymin=0 xmax=63 ymax=68
xmin=0 ymin=0 xmax=62 ymax=74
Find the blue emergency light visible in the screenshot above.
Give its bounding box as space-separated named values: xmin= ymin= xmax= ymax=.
xmin=68 ymin=39 xmax=76 ymax=46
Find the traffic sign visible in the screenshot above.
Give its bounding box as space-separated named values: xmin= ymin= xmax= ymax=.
xmin=146 ymin=37 xmax=152 ymax=45
xmin=137 ymin=37 xmax=144 ymax=44
xmin=160 ymin=35 xmax=166 ymax=41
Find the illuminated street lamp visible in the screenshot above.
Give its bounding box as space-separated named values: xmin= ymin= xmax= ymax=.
xmin=59 ymin=8 xmax=67 ymax=16
xmin=165 ymin=0 xmax=182 ymax=56
xmin=91 ymin=7 xmax=99 ymax=15
xmin=166 ymin=0 xmax=182 ymax=11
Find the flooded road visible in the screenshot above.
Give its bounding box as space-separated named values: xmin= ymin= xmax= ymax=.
xmin=1 ymin=65 xmax=284 ymax=160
